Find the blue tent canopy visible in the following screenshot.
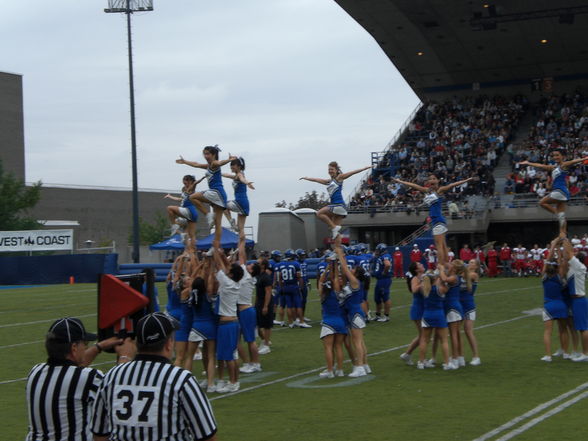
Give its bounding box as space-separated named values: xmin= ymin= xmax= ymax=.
xmin=149 ymin=228 xmax=254 ymax=251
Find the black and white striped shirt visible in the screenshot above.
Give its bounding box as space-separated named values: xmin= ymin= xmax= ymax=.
xmin=25 ymin=359 xmax=104 ymax=441
xmin=91 ymin=354 xmax=217 ymax=441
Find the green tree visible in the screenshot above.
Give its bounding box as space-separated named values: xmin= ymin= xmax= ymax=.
xmin=0 ymin=160 xmax=42 ymax=230
xmin=129 ymin=213 xmax=169 ymax=245
xmin=275 ymin=190 xmax=329 ymax=211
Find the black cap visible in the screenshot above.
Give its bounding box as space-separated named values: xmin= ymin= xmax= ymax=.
xmin=48 ymin=318 xmax=98 ymax=343
xmin=137 ymin=312 xmax=180 ymax=345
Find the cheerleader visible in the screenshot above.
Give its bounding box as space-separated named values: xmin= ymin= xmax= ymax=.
xmin=176 ymin=145 xmax=236 ymax=248
xmin=223 ymin=157 xmax=255 ymax=239
xmin=438 ymin=261 xmax=470 ymax=368
xmin=164 ymin=174 xmax=205 ymax=241
xmin=300 ymin=162 xmax=371 ymax=240
xmin=399 ymin=262 xmax=425 ymax=365
xmin=392 ymin=174 xmax=473 ymax=265
xmin=182 ymin=257 xmax=218 ymax=393
xmin=459 ymin=259 xmax=481 ymax=366
xmin=540 ymin=238 xmax=569 ymax=362
xmin=174 ymin=240 xmax=200 ymax=370
xmin=560 ymin=237 xmax=588 ymax=362
xmin=317 ymin=256 xmax=347 ymax=378
xmin=165 ymin=254 xmax=184 ymax=321
xmin=417 ymin=272 xmax=453 ymax=370
xmin=333 ymin=237 xmax=370 ymax=377
xmin=519 ymin=149 xmax=588 ymax=234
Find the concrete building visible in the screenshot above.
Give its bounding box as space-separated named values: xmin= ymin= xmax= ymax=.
xmin=292 ymin=208 xmax=331 ymax=251
xmin=256 ymin=208 xmax=307 ymax=252
xmin=0 ymin=72 xmax=25 ymax=182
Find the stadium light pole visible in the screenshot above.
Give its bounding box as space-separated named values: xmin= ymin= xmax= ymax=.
xmin=104 ymin=0 xmax=153 ymax=263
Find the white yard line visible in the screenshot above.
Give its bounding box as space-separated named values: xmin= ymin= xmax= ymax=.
xmin=494 ymin=391 xmax=588 ymax=441
xmin=473 ymin=382 xmax=588 ymax=441
xmin=0 ymin=360 xmax=115 ymax=385
xmin=0 ymin=313 xmax=95 ymax=329
xmin=0 ymin=288 xmax=95 ymax=297
xmin=0 ymin=302 xmax=96 ymax=315
xmin=0 ymin=340 xmax=44 ymax=350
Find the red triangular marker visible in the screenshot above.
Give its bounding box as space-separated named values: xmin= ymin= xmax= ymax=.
xmin=99 ymin=274 xmax=149 ymax=329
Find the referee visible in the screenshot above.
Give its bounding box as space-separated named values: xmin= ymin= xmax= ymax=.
xmin=25 ymin=317 xmax=135 ymax=441
xmin=91 ymin=312 xmax=217 ymax=441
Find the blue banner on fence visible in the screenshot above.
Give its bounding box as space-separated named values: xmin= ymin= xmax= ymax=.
xmin=0 ymin=254 xmax=119 ymax=285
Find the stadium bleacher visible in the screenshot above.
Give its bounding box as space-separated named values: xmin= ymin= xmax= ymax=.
xmin=508 ymin=91 xmax=588 ymax=197
xmin=348 ymin=95 xmax=527 ymax=216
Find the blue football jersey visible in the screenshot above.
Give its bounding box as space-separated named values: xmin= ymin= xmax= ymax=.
xmin=373 ymin=253 xmax=392 ymax=279
xmin=278 ymin=261 xmax=301 ymax=285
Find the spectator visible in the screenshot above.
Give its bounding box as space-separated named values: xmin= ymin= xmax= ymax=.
xmin=448 ymin=200 xmax=461 ymax=219
xmin=460 ymin=244 xmax=474 ymax=262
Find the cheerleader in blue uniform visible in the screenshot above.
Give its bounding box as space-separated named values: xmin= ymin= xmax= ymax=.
xmin=317 ymin=256 xmax=347 ymax=378
xmin=223 ymin=157 xmax=255 ymax=239
xmin=164 ymin=174 xmax=205 ymax=242
xmin=165 ymin=254 xmax=184 ymax=321
xmin=438 ymin=260 xmax=470 ymax=369
xmin=540 ymin=239 xmax=569 ymax=362
xmin=519 ymin=149 xmax=588 ymax=234
xmin=400 ymin=261 xmax=425 ymax=365
xmin=176 ymin=145 xmax=236 ymax=248
xmin=174 ymin=241 xmax=200 ymax=370
xmin=300 ymin=162 xmax=371 ymax=240
xmin=459 ymin=259 xmax=481 ymax=366
xmin=418 ymin=272 xmax=454 ymax=370
xmin=333 ymin=237 xmax=370 ymax=377
xmin=392 ymin=175 xmax=473 ymax=265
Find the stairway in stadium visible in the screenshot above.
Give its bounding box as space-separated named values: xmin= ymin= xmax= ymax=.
xmin=493 ymin=110 xmax=536 ymax=197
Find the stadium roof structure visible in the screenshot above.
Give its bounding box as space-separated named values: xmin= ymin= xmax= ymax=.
xmin=334 ymin=0 xmax=588 ymax=99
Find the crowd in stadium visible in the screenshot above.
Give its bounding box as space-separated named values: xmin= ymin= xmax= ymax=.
xmin=507 ymin=92 xmax=588 ymax=197
xmin=348 ymin=95 xmax=527 ymax=212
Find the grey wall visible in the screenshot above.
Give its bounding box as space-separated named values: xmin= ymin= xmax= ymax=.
xmin=31 ymin=186 xmax=210 ymax=262
xmin=293 ymin=211 xmax=331 ymax=251
xmin=0 ymin=72 xmax=25 ymax=181
xmin=257 ymin=211 xmax=307 ymax=251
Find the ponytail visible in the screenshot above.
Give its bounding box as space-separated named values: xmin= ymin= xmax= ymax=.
xmin=453 ymin=259 xmax=472 ymax=291
xmin=422 ymin=275 xmax=432 ymax=297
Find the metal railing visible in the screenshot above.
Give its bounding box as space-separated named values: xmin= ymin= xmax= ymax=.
xmin=75 ymin=242 xmax=117 ymax=254
xmin=495 ymin=194 xmax=588 ymax=209
xmin=346 ymin=101 xmax=423 ymax=204
xmin=347 ymin=201 xmax=488 ymax=219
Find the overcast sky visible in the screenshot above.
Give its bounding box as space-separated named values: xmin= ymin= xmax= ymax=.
xmin=2 ymin=0 xmax=419 ymax=236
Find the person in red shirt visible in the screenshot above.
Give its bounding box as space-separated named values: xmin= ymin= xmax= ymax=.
xmin=410 ymin=244 xmax=422 ymax=264
xmin=499 ymin=243 xmax=512 ymax=276
xmin=459 ymin=244 xmax=474 ymax=262
xmin=393 ymin=247 xmax=404 ymax=278
xmin=487 ymin=247 xmax=498 ymax=277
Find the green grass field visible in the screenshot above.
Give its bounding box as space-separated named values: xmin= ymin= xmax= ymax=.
xmin=1 ymin=278 xmax=587 ymax=441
